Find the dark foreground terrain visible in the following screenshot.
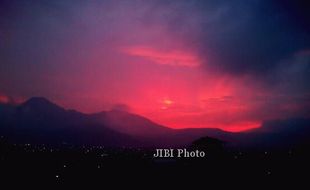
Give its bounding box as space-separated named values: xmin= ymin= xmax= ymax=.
xmin=1 ymin=98 xmax=310 ymax=187
xmin=1 ymin=136 xmax=309 ymax=186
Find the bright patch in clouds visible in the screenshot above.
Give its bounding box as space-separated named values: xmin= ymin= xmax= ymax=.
xmin=123 ymin=46 xmax=200 ymax=67
xmin=160 ymin=98 xmax=174 ymax=110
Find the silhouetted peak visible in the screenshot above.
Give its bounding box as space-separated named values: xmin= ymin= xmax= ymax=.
xmin=24 ymin=97 xmax=53 ymax=106
xmin=21 ymin=97 xmax=65 ymax=112
xmin=25 ymin=97 xmax=50 ymax=103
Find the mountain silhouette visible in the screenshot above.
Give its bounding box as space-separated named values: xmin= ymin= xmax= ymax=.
xmin=0 ymin=97 xmax=234 ymax=147
xmin=91 ymin=110 xmax=172 ymax=137
xmin=0 ymin=97 xmax=309 ymax=148
xmin=0 ymin=97 xmax=141 ymax=146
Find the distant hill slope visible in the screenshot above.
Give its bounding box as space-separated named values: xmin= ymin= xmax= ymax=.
xmin=0 ymin=97 xmax=140 ymax=147
xmin=90 ymin=110 xmax=172 ymax=137
xmin=0 ymin=97 xmax=217 ymax=147
xmin=1 ymin=97 xmax=309 ymax=149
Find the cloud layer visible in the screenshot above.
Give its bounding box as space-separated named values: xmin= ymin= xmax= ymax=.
xmin=0 ymin=0 xmax=309 ymax=131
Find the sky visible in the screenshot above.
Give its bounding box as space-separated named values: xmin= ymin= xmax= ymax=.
xmin=0 ymin=0 xmax=309 ymax=132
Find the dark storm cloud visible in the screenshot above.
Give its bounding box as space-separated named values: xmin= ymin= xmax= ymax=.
xmin=147 ymin=0 xmax=310 ymax=101
xmin=142 ymin=0 xmax=310 ymax=120
xmin=204 ymin=0 xmax=310 ymax=75
xmin=149 ymin=0 xmax=310 ymax=75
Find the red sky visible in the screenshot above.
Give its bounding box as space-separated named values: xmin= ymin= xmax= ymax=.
xmin=1 ymin=1 xmax=309 ymax=132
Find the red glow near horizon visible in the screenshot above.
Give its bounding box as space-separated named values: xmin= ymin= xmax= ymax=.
xmin=1 ymin=1 xmax=309 ymax=134
xmin=47 ymin=42 xmax=274 ymax=132
xmin=0 ymin=95 xmax=10 ymax=104
xmin=1 ymin=1 xmax=300 ymax=133
xmin=110 ymin=46 xmax=268 ymax=132
xmin=1 ymin=40 xmax=269 ymax=132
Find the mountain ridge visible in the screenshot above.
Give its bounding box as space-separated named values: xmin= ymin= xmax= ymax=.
xmin=1 ymin=97 xmax=309 ymax=148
